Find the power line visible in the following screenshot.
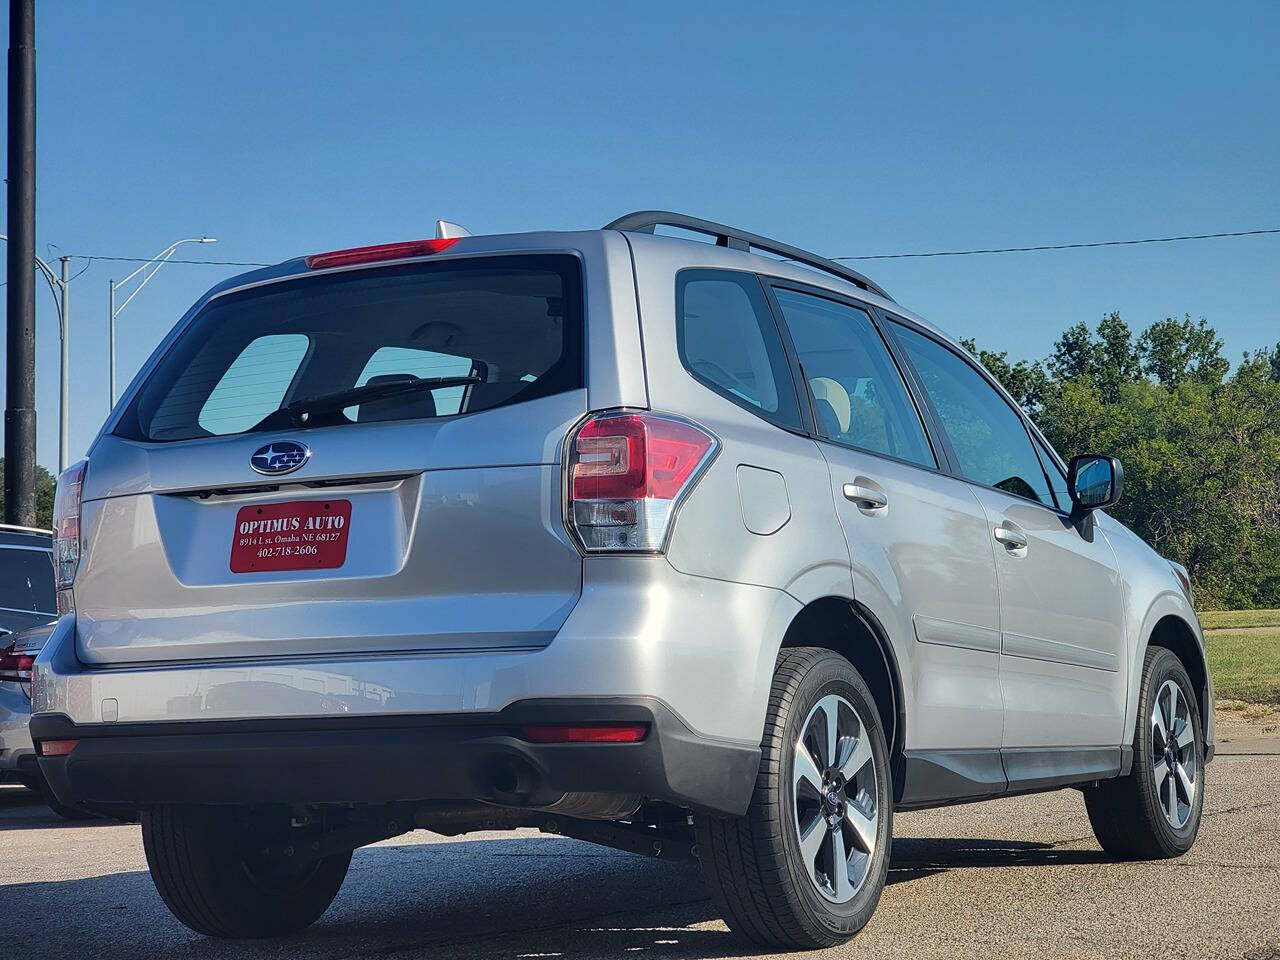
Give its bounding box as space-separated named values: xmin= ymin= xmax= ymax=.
xmin=64 ymin=253 xmax=273 ymax=266
xmin=58 ymin=225 xmax=1280 ymax=269
xmin=834 ymin=227 xmax=1280 ymax=261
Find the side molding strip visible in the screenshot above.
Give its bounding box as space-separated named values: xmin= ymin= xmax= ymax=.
xmin=898 ymin=745 xmax=1124 ymax=810
xmin=913 ymin=615 xmax=1002 ymax=654
xmin=1001 ymin=631 xmax=1120 ymax=672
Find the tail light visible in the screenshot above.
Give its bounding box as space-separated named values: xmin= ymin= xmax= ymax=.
xmin=566 ymin=411 xmax=718 ymax=553
xmin=52 ymin=460 xmax=86 ymax=594
xmin=0 ymin=642 xmax=35 ymax=683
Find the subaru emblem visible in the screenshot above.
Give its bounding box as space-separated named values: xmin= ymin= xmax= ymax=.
xmin=250 ymin=440 xmax=311 ymax=476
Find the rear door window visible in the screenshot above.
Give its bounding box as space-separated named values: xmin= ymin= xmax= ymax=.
xmin=676 ymin=270 xmax=802 ymax=431
xmin=772 ymin=288 xmax=935 ymax=468
xmin=117 ymin=254 xmax=583 ymax=442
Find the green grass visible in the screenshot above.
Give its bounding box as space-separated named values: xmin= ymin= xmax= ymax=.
xmin=1199 ymin=608 xmax=1280 ymax=630
xmin=1205 ymin=628 xmax=1280 ymax=707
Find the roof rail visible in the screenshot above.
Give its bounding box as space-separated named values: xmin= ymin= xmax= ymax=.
xmin=604 ymin=210 xmax=893 ymax=302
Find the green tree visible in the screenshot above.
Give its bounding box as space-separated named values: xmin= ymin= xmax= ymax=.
xmin=1046 ymin=312 xmax=1142 ymax=402
xmin=968 ymin=315 xmax=1280 ymax=608
xmin=960 ymin=338 xmax=1050 ymax=414
xmin=0 ymin=459 xmax=57 ymax=529
xmin=1136 ymin=314 xmax=1229 ymax=386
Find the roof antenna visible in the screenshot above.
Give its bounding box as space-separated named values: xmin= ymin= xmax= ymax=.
xmin=436 ymin=220 xmax=472 ymax=239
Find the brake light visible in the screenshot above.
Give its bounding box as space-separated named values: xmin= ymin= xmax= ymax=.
xmin=52 ymin=461 xmax=86 ymax=593
xmin=305 ymin=237 xmax=460 ymax=270
xmin=519 ymin=723 xmax=648 ymax=744
xmin=0 ymin=643 xmax=35 ymax=683
xmin=566 ymin=411 xmax=717 ymax=553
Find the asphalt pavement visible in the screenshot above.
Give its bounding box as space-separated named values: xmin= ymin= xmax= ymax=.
xmin=1 ymin=745 xmax=1277 ymax=960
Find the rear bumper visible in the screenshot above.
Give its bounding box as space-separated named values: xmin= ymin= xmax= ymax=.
xmin=0 ymin=683 xmax=35 ymax=778
xmin=34 ymin=558 xmax=796 ymax=750
xmin=32 ymin=698 xmax=761 ymax=816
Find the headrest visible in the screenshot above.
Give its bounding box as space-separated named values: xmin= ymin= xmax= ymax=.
xmin=808 ymin=377 xmax=851 ymax=434
xmin=356 ymin=374 xmax=437 ymax=422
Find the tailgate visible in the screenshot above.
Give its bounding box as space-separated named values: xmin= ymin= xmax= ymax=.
xmin=74 ymin=252 xmax=590 ymax=665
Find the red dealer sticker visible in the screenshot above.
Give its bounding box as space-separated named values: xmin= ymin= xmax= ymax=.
xmin=230 ymin=499 xmax=352 ymax=573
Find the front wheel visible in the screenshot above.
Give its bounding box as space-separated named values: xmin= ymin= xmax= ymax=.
xmin=696 ymin=647 xmax=892 ymax=949
xmin=1084 ymin=646 xmax=1205 ymax=859
xmin=142 ymin=805 xmax=351 ymax=938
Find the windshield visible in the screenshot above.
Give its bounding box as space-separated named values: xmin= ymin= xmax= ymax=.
xmin=115 ymin=254 xmax=583 ymax=443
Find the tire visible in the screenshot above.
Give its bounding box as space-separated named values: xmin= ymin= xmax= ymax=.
xmin=1084 ymin=646 xmax=1205 ymax=859
xmin=141 ymin=805 xmax=351 ymax=938
xmin=696 ymin=646 xmax=892 ymax=949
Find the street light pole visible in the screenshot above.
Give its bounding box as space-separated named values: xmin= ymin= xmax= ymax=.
xmin=108 ymin=279 xmax=115 ymax=407
xmin=108 ymin=236 xmax=215 ymax=408
xmin=59 ymin=256 xmax=70 ymax=471
xmin=0 ymin=233 xmax=69 ymax=472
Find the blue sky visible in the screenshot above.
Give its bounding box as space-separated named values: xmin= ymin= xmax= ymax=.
xmin=3 ymin=0 xmax=1278 ymax=471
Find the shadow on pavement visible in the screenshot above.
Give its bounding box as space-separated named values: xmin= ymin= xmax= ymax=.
xmin=0 ymin=784 xmax=103 ymax=831
xmin=889 ymin=835 xmax=1111 ymax=884
xmin=0 ymin=832 xmax=1112 ymax=960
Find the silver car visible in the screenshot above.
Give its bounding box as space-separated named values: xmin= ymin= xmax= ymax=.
xmin=1 ymin=526 xmax=54 ymax=792
xmin=32 ymin=212 xmax=1212 ymax=948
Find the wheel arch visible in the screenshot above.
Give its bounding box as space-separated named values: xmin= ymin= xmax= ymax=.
xmin=778 ymin=596 xmax=907 ymax=798
xmin=1143 ymin=612 xmax=1210 ymax=731
xmin=1127 ymin=582 xmax=1213 ymax=759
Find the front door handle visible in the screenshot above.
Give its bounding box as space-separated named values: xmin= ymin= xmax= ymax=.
xmin=843 ymin=482 xmax=888 ymax=511
xmin=993 ymin=523 xmax=1028 ymax=551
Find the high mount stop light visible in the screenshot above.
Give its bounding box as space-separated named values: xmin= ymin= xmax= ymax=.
xmin=566 ymin=411 xmax=718 ymax=553
xmin=304 ymin=237 xmax=460 ymax=270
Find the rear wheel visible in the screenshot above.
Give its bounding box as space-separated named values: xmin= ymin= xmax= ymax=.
xmin=696 ymin=647 xmax=892 ymax=949
xmin=1084 ymin=646 xmax=1204 ymax=859
xmin=141 ymin=805 xmax=351 ymax=938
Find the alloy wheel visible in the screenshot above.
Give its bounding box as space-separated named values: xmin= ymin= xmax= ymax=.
xmin=792 ymin=693 xmax=878 ymax=903
xmin=1151 ymin=679 xmax=1197 ymax=829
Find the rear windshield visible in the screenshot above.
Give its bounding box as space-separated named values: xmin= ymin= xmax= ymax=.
xmin=0 ymin=547 xmax=55 ymax=615
xmin=116 ymin=254 xmax=583 ymax=443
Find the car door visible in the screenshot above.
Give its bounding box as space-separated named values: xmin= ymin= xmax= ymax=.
xmin=769 ymin=284 xmax=1006 ymax=789
xmin=888 ymin=321 xmax=1129 ymax=775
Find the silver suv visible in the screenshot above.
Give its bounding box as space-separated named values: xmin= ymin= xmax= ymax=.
xmin=33 ymin=212 xmax=1212 ymax=948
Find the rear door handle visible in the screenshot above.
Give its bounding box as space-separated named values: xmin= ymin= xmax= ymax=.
xmin=993 ymin=524 xmax=1028 ymax=551
xmin=843 ymin=482 xmax=888 ymax=511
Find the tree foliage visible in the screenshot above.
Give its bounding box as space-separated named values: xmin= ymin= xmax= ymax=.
xmin=0 ymin=458 xmax=57 ymax=529
xmin=969 ymin=315 xmax=1280 ymax=609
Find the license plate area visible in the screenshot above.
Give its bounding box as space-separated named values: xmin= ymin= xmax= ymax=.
xmin=230 ymin=499 xmax=352 ymax=573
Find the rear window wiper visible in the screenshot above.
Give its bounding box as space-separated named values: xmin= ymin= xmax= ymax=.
xmin=283 ymin=375 xmax=480 ymax=426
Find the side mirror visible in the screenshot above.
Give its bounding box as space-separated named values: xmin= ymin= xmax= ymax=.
xmin=1068 ymin=454 xmax=1124 ymax=513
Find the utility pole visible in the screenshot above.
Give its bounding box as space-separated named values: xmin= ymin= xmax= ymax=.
xmin=108 ymin=279 xmax=115 ymax=407
xmin=5 ymin=0 xmax=37 ymax=526
xmin=59 ymin=256 xmax=69 ymax=471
